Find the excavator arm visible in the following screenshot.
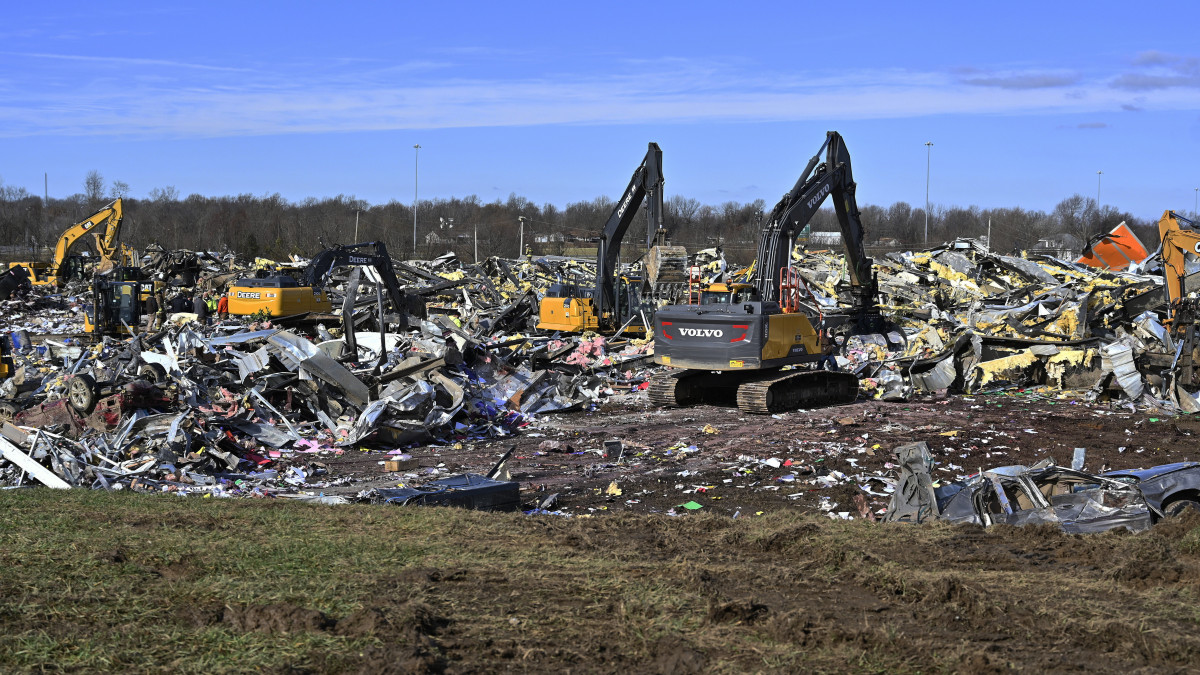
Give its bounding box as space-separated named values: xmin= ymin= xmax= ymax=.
xmin=754 ymin=131 xmax=875 ymax=314
xmin=593 ymin=142 xmax=663 ymax=327
xmin=1159 ymin=210 xmax=1200 ymax=313
xmin=49 ymin=198 xmax=123 ymax=286
xmin=305 ymin=241 xmax=426 ymax=322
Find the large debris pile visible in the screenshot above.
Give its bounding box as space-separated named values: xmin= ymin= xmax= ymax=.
xmin=0 ymin=248 xmax=656 ymax=495
xmin=792 ymin=238 xmax=1190 ymax=410
xmin=3 ymin=236 xmax=1200 ymax=505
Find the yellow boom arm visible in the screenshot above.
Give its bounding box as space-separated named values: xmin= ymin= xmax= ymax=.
xmin=1158 ymin=209 xmax=1200 ymax=314
xmin=50 ymin=198 xmax=123 ymax=285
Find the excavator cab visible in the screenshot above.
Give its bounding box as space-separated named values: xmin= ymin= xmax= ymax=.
xmin=699 ymin=283 xmax=757 ymax=305
xmin=60 ymin=255 xmax=90 ymax=285
xmin=112 ymin=265 xmax=155 ymax=301
xmin=84 ymin=279 xmax=142 ymax=336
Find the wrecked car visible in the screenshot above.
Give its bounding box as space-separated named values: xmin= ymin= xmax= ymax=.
xmin=7 ymin=376 xmax=174 ymax=439
xmin=885 ymin=442 xmax=1156 ymax=533
xmin=1103 ymin=462 xmax=1200 ymax=518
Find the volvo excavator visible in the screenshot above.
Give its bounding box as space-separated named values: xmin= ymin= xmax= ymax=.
xmin=648 ymin=131 xmax=886 ymax=414
xmin=11 ymin=199 xmax=132 ymax=288
xmin=536 ymin=142 xmax=687 ymax=334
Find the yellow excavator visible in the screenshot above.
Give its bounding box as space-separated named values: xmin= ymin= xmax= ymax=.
xmin=536 ymin=142 xmax=687 ymax=335
xmin=10 ymin=198 xmax=131 ymax=288
xmin=1159 ymin=210 xmax=1200 ymax=319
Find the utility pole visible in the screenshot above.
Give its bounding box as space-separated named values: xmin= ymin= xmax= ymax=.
xmin=354 ymin=209 xmax=361 ymax=242
xmin=1194 ymin=187 xmax=1197 ymax=219
xmin=518 ymin=216 xmax=527 ymax=257
xmin=924 ymin=141 xmax=933 ymax=247
xmin=413 ymin=144 xmax=421 ymax=256
xmin=1096 ymin=170 xmax=1102 ymax=209
xmin=474 ymin=222 xmax=478 ymax=263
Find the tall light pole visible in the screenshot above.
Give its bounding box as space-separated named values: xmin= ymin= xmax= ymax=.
xmin=1194 ymin=187 xmax=1197 ymax=219
xmin=924 ymin=141 xmax=933 ymax=246
xmin=518 ymin=216 xmax=527 ymax=257
xmin=354 ymin=209 xmax=361 ymax=242
xmin=413 ymin=144 xmax=421 ymax=255
xmin=1096 ymin=170 xmax=1102 ymax=209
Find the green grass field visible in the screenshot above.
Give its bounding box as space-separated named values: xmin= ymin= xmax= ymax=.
xmin=4 ymin=490 xmax=1200 ymax=673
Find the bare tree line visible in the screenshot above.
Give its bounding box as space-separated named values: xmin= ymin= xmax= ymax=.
xmin=0 ymin=171 xmax=1158 ymax=264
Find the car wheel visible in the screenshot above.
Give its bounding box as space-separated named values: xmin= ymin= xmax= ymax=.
xmin=1165 ymin=499 xmax=1200 ymax=517
xmin=67 ymin=374 xmax=97 ymax=414
xmin=138 ymin=363 xmax=167 ymax=385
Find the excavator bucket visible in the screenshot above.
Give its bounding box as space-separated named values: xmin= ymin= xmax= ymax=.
xmin=646 ymin=245 xmax=689 ymax=285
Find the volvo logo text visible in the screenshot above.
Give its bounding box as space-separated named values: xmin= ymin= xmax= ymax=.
xmin=679 ymin=328 xmax=724 ymax=338
xmin=806 ymin=183 xmax=831 ymax=209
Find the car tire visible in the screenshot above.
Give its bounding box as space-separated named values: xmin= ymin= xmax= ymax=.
xmin=138 ymin=363 xmax=167 ymax=385
xmin=67 ymin=374 xmax=97 ymax=414
xmin=1165 ymin=499 xmax=1200 ymax=517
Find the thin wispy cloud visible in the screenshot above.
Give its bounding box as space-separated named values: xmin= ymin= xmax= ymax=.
xmin=1111 ymin=51 xmax=1200 ymax=90
xmin=2 ymin=52 xmax=1198 ymax=139
xmin=6 ymin=51 xmax=250 ymax=73
xmin=960 ymin=71 xmax=1081 ymax=89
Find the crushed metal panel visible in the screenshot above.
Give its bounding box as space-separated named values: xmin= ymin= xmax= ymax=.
xmin=994 ymin=255 xmax=1058 ymax=285
xmin=883 ymin=442 xmax=940 ymax=523
xmin=267 ymin=330 xmax=370 ymax=405
xmin=1100 ymin=340 xmax=1144 ymax=399
xmin=910 ymin=356 xmax=955 ymax=393
xmin=0 ymin=437 xmax=71 ymax=489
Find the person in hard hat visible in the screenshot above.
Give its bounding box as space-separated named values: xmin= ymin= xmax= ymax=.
xmin=217 ymin=291 xmax=229 ymax=320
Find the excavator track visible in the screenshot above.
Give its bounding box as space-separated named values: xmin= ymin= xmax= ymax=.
xmin=647 ymin=371 xmax=703 ymax=407
xmin=649 ymin=368 xmax=858 ymax=414
xmin=735 ymin=369 xmax=859 ymax=414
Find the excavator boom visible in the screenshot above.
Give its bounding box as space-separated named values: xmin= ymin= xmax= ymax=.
xmin=51 ymin=199 xmax=123 ymax=286
xmin=537 ymin=143 xmax=671 ymax=335
xmin=1159 ymin=209 xmax=1200 ymax=318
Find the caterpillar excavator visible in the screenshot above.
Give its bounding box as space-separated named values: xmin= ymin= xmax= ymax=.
xmin=648 ymin=131 xmax=886 ymax=414
xmin=536 ymin=142 xmax=687 ymax=334
xmin=1158 ymin=210 xmax=1200 ymax=318
xmin=10 ymin=198 xmax=132 ymax=287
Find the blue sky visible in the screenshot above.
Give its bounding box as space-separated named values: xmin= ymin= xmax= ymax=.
xmin=2 ymin=1 xmax=1199 ymax=221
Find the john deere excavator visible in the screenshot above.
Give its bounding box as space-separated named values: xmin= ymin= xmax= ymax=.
xmin=537 ymin=142 xmax=687 ymax=334
xmin=303 ymin=241 xmax=427 ymax=325
xmin=648 ymin=131 xmax=886 ymax=414
xmin=11 ymin=198 xmax=131 ymax=287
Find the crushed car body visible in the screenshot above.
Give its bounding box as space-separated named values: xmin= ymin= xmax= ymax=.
xmin=885 ymin=442 xmax=1156 ymax=533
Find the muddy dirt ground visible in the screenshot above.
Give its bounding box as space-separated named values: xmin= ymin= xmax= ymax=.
xmin=325 ymin=391 xmax=1199 ymax=519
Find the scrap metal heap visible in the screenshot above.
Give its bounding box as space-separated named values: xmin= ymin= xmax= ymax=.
xmin=2 ymin=225 xmax=1200 ymax=501
xmin=0 ymin=248 xmax=655 ymax=496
